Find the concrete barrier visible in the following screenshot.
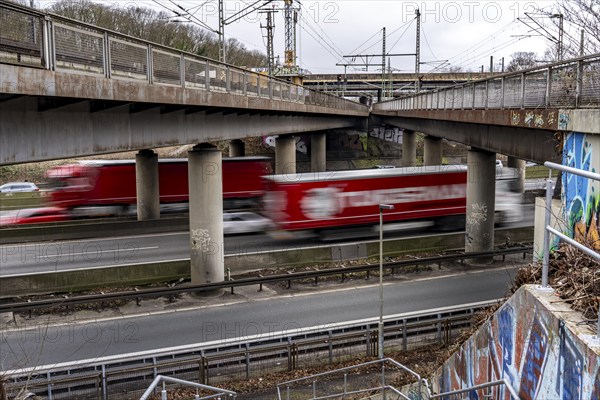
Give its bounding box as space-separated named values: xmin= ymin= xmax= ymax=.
xmin=0 ymin=216 xmax=190 ymax=244
xmin=0 ymin=227 xmax=533 ymax=298
xmin=0 ymin=191 xmax=45 ymax=211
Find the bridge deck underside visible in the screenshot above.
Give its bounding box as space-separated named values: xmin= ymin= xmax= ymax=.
xmin=375 ymin=111 xmax=561 ymax=163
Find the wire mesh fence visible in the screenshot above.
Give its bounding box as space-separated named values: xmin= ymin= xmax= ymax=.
xmin=375 ymin=54 xmax=600 ymax=111
xmin=0 ymin=6 xmax=44 ymax=67
xmin=53 ymin=22 xmax=105 ymax=74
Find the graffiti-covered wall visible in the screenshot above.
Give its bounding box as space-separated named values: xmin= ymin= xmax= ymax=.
xmin=430 ymin=286 xmax=600 ymax=399
xmin=563 ymin=132 xmax=600 ymax=250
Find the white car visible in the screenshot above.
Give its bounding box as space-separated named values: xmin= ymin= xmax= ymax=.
xmin=0 ymin=182 xmax=39 ymax=193
xmin=223 ymin=212 xmax=274 ymax=235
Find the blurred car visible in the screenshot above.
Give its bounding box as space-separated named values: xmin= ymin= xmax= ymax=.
xmin=373 ymin=165 xmax=396 ymax=169
xmin=223 ymin=212 xmax=274 ymax=235
xmin=0 ymin=182 xmax=39 ymax=193
xmin=495 ymin=160 xmax=503 ymax=169
xmin=0 ymin=207 xmax=70 ymax=226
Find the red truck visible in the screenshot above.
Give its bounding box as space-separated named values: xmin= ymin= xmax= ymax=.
xmin=262 ymin=165 xmax=521 ymax=238
xmin=44 ymin=157 xmax=272 ymax=216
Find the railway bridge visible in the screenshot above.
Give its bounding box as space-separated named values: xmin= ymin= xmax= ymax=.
xmin=1 ymin=1 xmax=599 ymax=286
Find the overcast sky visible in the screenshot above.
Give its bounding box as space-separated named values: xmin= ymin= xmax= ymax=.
xmin=38 ymin=0 xmax=564 ymax=74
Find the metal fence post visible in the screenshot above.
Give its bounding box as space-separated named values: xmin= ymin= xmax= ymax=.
xmin=180 ymin=54 xmax=185 ymax=88
xmin=226 ymin=66 xmax=231 ymax=92
xmin=103 ymin=32 xmax=111 ymax=78
xmin=205 ymin=62 xmax=210 ymax=91
xmin=500 ymin=76 xmax=505 ymax=109
xmin=402 ymin=319 xmax=407 ymax=351
xmin=147 ymin=44 xmax=153 ymax=84
xmin=575 ymin=60 xmax=583 ymax=107
xmin=545 ymin=67 xmax=552 ymax=107
xmin=541 ymin=179 xmax=554 ymax=290
xmin=47 ymin=371 xmax=53 ymax=400
xmin=101 ymin=364 xmax=108 ymax=400
xmin=328 ymin=330 xmax=333 ymax=363
xmin=245 ymin=343 xmax=250 ymax=379
xmin=520 ymin=72 xmax=526 ymax=109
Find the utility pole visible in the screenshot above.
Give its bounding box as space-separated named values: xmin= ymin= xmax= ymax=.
xmin=415 ymin=8 xmax=421 ymax=92
xmin=490 ymin=56 xmax=494 ymax=73
xmin=218 ymin=0 xmax=225 ymax=62
xmin=260 ymin=7 xmax=276 ymax=75
xmin=381 ymin=27 xmax=386 ymax=100
xmin=556 ymin=13 xmax=564 ymax=61
xmin=580 ymin=29 xmax=585 ymax=56
xmin=284 ymin=0 xmax=296 ymax=68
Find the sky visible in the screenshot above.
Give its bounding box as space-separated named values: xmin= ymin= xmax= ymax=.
xmin=36 ymin=0 xmax=567 ymax=74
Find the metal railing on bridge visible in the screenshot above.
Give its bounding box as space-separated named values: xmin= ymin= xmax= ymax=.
xmin=0 ymin=1 xmax=366 ymax=113
xmin=374 ymin=53 xmax=600 ymax=111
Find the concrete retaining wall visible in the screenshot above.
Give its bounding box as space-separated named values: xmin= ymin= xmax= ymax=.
xmin=430 ymin=285 xmax=600 ymax=399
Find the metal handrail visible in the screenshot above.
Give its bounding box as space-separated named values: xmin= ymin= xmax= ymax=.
xmin=429 ymin=378 xmax=519 ymax=399
xmin=373 ymin=53 xmax=600 ymax=110
xmin=540 ymin=161 xmax=600 ymax=336
xmin=276 ymin=357 xmax=421 ymax=400
xmin=139 ymin=375 xmax=236 ymax=400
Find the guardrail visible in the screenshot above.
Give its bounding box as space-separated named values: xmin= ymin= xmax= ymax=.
xmin=3 ymin=300 xmax=497 ymax=400
xmin=0 ymin=246 xmax=531 ymax=313
xmin=373 ymin=53 xmax=600 ymax=111
xmin=0 ymin=1 xmax=367 ymax=114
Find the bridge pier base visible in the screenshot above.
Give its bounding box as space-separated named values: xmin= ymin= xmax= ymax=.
xmin=188 ymin=144 xmax=225 ymax=287
xmin=135 ymin=149 xmax=160 ymax=221
xmin=465 ymin=148 xmax=496 ymax=264
xmin=311 ymin=132 xmax=326 ymax=172
xmin=424 ymin=136 xmax=443 ymax=166
xmin=507 ymin=156 xmax=526 ymax=193
xmin=229 ymin=139 xmax=245 ymax=157
xmin=275 ymin=135 xmax=296 ymax=174
xmin=402 ymin=130 xmax=416 ymax=167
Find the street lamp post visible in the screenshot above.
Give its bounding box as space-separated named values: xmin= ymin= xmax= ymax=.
xmin=378 ymin=204 xmax=394 ymax=359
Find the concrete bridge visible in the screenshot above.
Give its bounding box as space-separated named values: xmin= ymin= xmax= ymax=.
xmin=304 ymin=71 xmax=497 ymax=99
xmin=0 ymin=1 xmax=368 ymax=166
xmin=1 ymin=1 xmax=599 ymax=289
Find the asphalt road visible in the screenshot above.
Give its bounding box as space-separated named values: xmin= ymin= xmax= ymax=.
xmin=0 ymin=265 xmax=518 ymax=371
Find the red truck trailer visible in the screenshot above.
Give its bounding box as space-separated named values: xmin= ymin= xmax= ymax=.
xmin=44 ymin=157 xmax=272 ymax=215
xmin=262 ymin=165 xmax=470 ymax=237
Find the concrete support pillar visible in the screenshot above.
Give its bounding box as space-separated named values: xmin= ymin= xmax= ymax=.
xmin=275 ymin=135 xmax=296 ymax=174
xmin=311 ymin=132 xmax=326 ymax=172
xmin=188 ymin=144 xmax=224 ymax=286
xmin=465 ymin=148 xmax=496 ymax=263
xmin=402 ymin=130 xmax=416 ymax=167
xmin=423 ymin=136 xmax=443 ymax=166
xmin=229 ymin=139 xmax=245 ymax=157
xmin=135 ymin=149 xmax=160 ymax=221
xmin=507 ymin=156 xmax=526 ymax=193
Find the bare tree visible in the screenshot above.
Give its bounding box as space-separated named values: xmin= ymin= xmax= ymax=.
xmin=506 ymin=51 xmax=538 ymax=72
xmin=47 ymin=0 xmax=267 ymax=67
